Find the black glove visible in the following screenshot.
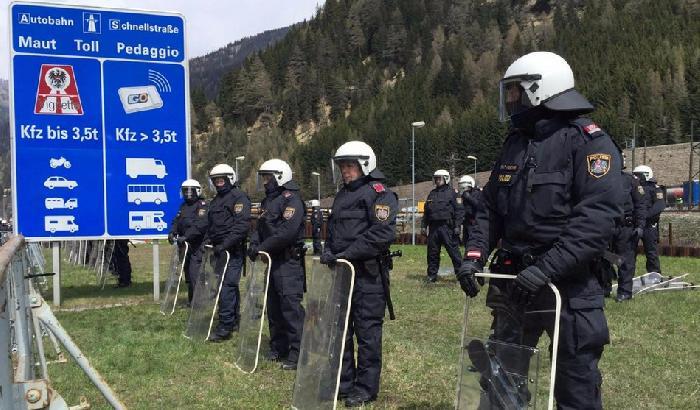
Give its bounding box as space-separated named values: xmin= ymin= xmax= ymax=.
xmin=320 ymin=252 xmax=337 ymax=267
xmin=457 ymin=260 xmax=482 ymax=297
xmin=247 ymin=245 xmax=259 ymax=261
xmin=635 ymin=227 xmax=644 ymax=238
xmin=176 ymin=236 xmax=187 ymax=245
xmin=167 ymin=232 xmax=175 ymax=245
xmin=511 ymin=266 xmax=550 ymax=306
xmin=453 ymin=226 xmax=461 ymax=236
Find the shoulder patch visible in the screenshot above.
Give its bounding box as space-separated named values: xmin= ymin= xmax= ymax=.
xmin=456 ymin=197 xmax=463 ymax=204
xmin=375 ymin=204 xmax=390 ymax=221
xmin=656 ymin=192 xmax=664 ymax=200
xmin=583 ymin=123 xmax=602 ymax=135
xmin=198 ymin=208 xmax=207 ymax=217
xmin=283 ymin=207 xmax=296 ymax=220
xmin=637 ymin=186 xmax=645 ymax=195
xmin=233 ymin=203 xmax=244 ymax=213
xmin=283 ymin=191 xmax=292 ymax=198
xmin=587 ymin=153 xmax=611 ymax=178
xmin=371 ymin=182 xmax=385 ymax=193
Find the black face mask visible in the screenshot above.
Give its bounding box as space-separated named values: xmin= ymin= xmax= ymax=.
xmin=215 ymin=180 xmax=232 ymax=195
xmin=264 ymin=179 xmax=279 ymax=195
xmin=510 ymin=105 xmax=548 ymax=134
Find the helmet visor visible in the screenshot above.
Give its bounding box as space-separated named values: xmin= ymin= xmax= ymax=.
xmin=256 ymin=172 xmax=275 ymax=192
xmin=498 ymin=75 xmax=539 ymax=122
xmin=181 ymin=186 xmax=199 ymax=200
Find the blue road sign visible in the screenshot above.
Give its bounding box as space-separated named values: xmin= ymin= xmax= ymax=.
xmin=9 ymin=2 xmax=190 ymax=240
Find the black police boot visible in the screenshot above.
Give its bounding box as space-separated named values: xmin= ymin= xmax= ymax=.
xmin=281 ymin=360 xmax=297 ymax=370
xmin=265 ymin=351 xmax=285 ymax=362
xmin=425 ymin=276 xmax=437 ymax=284
xmin=115 ymin=282 xmax=131 ymax=288
xmin=207 ymin=329 xmax=232 ymax=343
xmin=344 ymin=392 xmax=376 ymax=407
xmin=615 ymin=293 xmax=632 ymax=303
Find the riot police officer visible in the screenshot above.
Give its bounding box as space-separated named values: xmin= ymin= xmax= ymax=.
xmin=320 ymin=141 xmax=397 ymax=407
xmin=610 ymin=163 xmax=647 ymax=302
xmin=248 ymin=159 xmax=306 ymax=370
xmin=422 ymin=169 xmax=464 ymax=283
xmin=633 ymin=165 xmax=665 ymax=275
xmin=458 ymin=175 xmax=482 ymax=246
xmin=112 ymin=239 xmax=132 ymax=288
xmin=206 ymin=164 xmax=251 ymax=342
xmin=309 ymin=199 xmax=323 ymax=255
xmin=168 ymin=179 xmax=208 ymax=305
xmin=457 ymin=51 xmax=623 ymax=408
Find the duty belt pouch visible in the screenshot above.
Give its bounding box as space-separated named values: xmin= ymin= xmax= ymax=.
xmin=489 ymin=249 xmax=519 ymax=275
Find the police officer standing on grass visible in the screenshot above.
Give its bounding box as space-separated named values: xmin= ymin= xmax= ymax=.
xmin=248 ymin=159 xmax=306 ymax=370
xmin=422 ymin=169 xmax=464 ymax=283
xmin=458 ymin=175 xmax=482 ymax=246
xmin=113 ymin=239 xmax=132 ymax=288
xmin=309 ymin=199 xmax=323 ymax=255
xmin=205 ymin=164 xmax=251 ymax=342
xmin=168 ymin=179 xmax=208 ymax=306
xmin=457 ymin=51 xmax=623 ymax=408
xmin=633 ymin=165 xmax=665 ymax=275
xmin=320 ymin=140 xmax=397 ymax=407
xmin=609 ymin=159 xmax=647 ymax=302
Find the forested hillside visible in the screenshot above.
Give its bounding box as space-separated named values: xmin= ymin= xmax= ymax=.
xmin=191 ymin=0 xmax=699 ymax=200
xmin=0 ymin=79 xmax=10 ymax=192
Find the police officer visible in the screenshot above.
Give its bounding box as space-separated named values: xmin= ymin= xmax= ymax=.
xmin=610 ymin=161 xmax=647 ymax=302
xmin=320 ymin=141 xmax=397 ymax=407
xmin=457 ymin=51 xmax=623 ymax=408
xmin=422 ymin=169 xmax=464 ymax=283
xmin=248 ymin=159 xmax=306 ymax=370
xmin=633 ymin=165 xmax=665 ymax=275
xmin=309 ymin=199 xmax=323 ymax=255
xmin=458 ymin=175 xmax=482 ymax=246
xmin=168 ymin=179 xmax=208 ymax=305
xmin=112 ymin=240 xmax=132 ymax=288
xmin=206 ymin=164 xmax=251 ymax=342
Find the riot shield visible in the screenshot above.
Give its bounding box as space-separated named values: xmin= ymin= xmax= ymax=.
xmin=160 ymin=242 xmax=190 ymax=315
xmin=184 ymin=246 xmax=229 ymax=341
xmin=234 ymin=251 xmax=272 ymax=373
xmin=291 ymin=258 xmax=355 ymax=410
xmin=635 ymin=273 xmax=689 ymax=295
xmin=97 ymin=240 xmax=116 ymax=289
xmin=456 ymin=273 xmax=562 ymax=410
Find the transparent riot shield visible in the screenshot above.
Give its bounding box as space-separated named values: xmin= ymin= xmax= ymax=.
xmin=160 ymin=242 xmax=190 ymax=316
xmin=456 ymin=273 xmax=562 ymax=410
xmin=185 ymin=246 xmax=230 ymax=341
xmin=97 ymin=240 xmax=116 ymax=289
xmin=635 ymin=273 xmax=689 ymax=295
xmin=234 ymin=251 xmax=272 ymax=373
xmin=291 ymin=258 xmax=355 ymax=410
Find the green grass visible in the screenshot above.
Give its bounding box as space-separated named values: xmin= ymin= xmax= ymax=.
xmin=37 ymin=244 xmax=700 ymax=409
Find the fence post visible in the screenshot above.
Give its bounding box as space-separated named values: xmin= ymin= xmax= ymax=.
xmin=668 ymin=223 xmax=673 ymax=247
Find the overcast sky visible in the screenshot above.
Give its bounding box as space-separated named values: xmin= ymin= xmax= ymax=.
xmin=0 ymin=0 xmax=325 ymax=79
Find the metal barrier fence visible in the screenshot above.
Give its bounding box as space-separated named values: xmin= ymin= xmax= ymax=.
xmin=0 ymin=234 xmax=126 ymax=410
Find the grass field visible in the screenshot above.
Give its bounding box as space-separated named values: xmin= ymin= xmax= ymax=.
xmin=37 ymin=244 xmax=699 ymax=409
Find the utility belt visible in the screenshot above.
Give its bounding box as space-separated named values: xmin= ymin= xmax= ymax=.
xmin=283 ymin=243 xmax=306 ymax=260
xmin=489 ymin=248 xmax=541 ymax=275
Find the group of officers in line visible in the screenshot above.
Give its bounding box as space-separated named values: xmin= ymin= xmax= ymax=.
xmin=165 ymin=50 xmax=669 ymax=408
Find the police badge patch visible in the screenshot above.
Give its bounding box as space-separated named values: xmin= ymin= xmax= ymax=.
xmin=638 ymin=186 xmax=645 ymax=195
xmin=587 ymin=153 xmax=611 ymax=178
xmin=375 ymin=204 xmax=390 ymax=221
xmin=198 ymin=209 xmax=207 ymax=217
xmin=234 ymin=203 xmax=244 ymax=213
xmin=283 ymin=207 xmax=295 ymax=220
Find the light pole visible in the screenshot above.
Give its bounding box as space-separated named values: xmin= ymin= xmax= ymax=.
xmin=311 ymin=171 xmax=321 ymax=202
xmin=235 ymin=155 xmax=245 ymax=178
xmin=467 ymin=155 xmax=477 ymax=184
xmin=411 ymin=121 xmax=425 ymax=245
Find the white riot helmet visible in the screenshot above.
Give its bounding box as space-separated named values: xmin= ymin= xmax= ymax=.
xmin=181 ymin=179 xmax=202 ymax=200
xmin=257 ymin=159 xmax=293 ymax=186
xmin=433 ymin=169 xmax=450 ymax=185
xmin=209 ymin=163 xmax=236 ymax=186
xmin=309 ymin=199 xmax=320 ymax=207
xmin=499 ymin=51 xmax=593 ymax=122
xmin=633 ymin=165 xmax=653 ymax=181
xmin=458 ymin=175 xmax=475 ymax=190
xmin=333 ymin=141 xmax=377 ymax=176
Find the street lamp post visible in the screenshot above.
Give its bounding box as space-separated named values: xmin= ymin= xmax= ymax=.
xmin=411 ymin=121 xmax=425 ymax=245
xmin=311 ymin=171 xmax=321 ymax=202
xmin=234 ymin=156 xmax=245 ymax=178
xmin=467 ymin=155 xmax=478 ymax=184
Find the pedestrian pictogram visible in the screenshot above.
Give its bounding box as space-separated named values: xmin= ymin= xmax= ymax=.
xmin=34 ymin=64 xmax=84 ymax=115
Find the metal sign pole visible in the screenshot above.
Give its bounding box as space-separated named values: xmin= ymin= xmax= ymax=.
xmin=153 ymin=242 xmax=160 ymax=301
xmin=52 ymin=242 xmax=60 ymax=307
